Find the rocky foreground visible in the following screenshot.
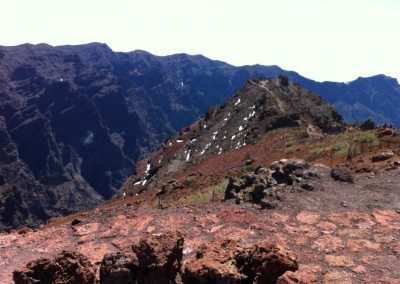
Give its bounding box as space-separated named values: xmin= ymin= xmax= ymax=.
xmin=0 ymin=161 xmax=399 ymax=283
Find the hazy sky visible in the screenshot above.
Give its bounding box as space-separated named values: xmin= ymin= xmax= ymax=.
xmin=1 ymin=0 xmax=399 ymax=82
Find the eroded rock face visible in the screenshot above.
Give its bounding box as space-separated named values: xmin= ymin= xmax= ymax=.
xmin=13 ymin=250 xmax=96 ymax=284
xmin=236 ymin=240 xmax=298 ymax=284
xmin=182 ymin=240 xmax=243 ymax=284
xmin=132 ymin=231 xmax=184 ymax=284
xmin=225 ymin=159 xmax=321 ymax=207
xmin=331 ymin=166 xmax=354 ymax=183
xmin=181 ymin=239 xmax=298 ymax=284
xmin=100 ymin=252 xmax=138 ymax=284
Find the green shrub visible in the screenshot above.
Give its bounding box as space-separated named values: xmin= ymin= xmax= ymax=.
xmin=330 ymin=142 xmax=349 ymax=155
xmin=309 ymin=146 xmax=328 ymax=157
xmin=178 ymin=179 xmax=229 ymax=205
xmin=355 ymin=132 xmax=379 ymax=146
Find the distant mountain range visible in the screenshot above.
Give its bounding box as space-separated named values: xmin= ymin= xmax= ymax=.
xmin=0 ymin=42 xmax=399 ymax=230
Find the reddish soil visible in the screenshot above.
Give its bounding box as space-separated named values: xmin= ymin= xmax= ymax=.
xmin=1 ymin=166 xmax=399 ymax=283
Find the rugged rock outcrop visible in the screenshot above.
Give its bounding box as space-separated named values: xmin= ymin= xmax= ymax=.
xmin=224 ymin=159 xmax=322 ymax=208
xmin=181 ymin=239 xmax=298 ymax=284
xmin=13 ymin=251 xmax=96 ymax=284
xmin=100 ymin=252 xmax=138 ymax=284
xmin=132 ymin=231 xmax=184 ymax=284
xmin=14 ymin=230 xmax=298 ymax=284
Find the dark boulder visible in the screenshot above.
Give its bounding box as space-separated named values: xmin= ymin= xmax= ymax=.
xmin=235 ymin=240 xmax=298 ymax=283
xmin=360 ymin=119 xmax=376 ymax=131
xmin=13 ymin=250 xmax=96 ymax=284
xmin=372 ymin=151 xmax=395 ymax=162
xmin=132 ymin=231 xmax=184 ymax=284
xmin=331 ymin=166 xmax=354 ymax=183
xmin=181 ymin=239 xmax=298 ymax=284
xmin=100 ymin=252 xmax=138 ymax=284
xmin=225 ymin=159 xmax=320 ymax=208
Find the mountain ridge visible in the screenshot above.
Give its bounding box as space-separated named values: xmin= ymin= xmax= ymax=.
xmin=1 ymin=42 xmax=400 ymax=230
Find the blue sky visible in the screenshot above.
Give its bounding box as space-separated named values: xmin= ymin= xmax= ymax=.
xmin=1 ymin=0 xmax=399 ymax=82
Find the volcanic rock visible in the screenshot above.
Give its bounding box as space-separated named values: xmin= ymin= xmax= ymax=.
xmin=13 ymin=250 xmax=96 ymax=284
xmin=359 ymin=119 xmax=376 ymax=131
xmin=372 ymin=151 xmax=395 ymax=162
xmin=331 ymin=166 xmax=354 ymax=183
xmin=100 ymin=252 xmax=138 ymax=284
xmin=132 ymin=231 xmax=184 ymax=284
xmin=378 ymin=128 xmax=396 ymax=137
xmin=181 ymin=239 xmax=298 ymax=284
xmin=225 ymin=159 xmax=321 ymax=207
xmin=181 ymin=240 xmax=243 ymax=284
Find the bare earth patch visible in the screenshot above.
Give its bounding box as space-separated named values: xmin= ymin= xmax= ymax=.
xmin=0 ymin=168 xmax=399 ymax=283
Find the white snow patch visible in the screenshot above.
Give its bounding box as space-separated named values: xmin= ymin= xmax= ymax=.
xmin=190 ymin=139 xmax=197 ymax=143
xmin=144 ymin=163 xmax=151 ymax=176
xmin=224 ymin=118 xmax=228 ymax=121
xmin=176 ymin=139 xmax=184 ymax=143
xmin=203 ymin=124 xmax=207 ymax=128
xmin=142 ymin=179 xmax=147 ymax=186
xmin=234 ymin=98 xmax=241 ymax=105
xmin=244 ymin=117 xmax=248 ymax=121
xmin=180 ymin=81 xmax=184 ymax=87
xmin=186 ymin=151 xmax=190 ymax=162
xmin=200 ymin=149 xmax=205 ymax=155
xmin=169 ymin=142 xmax=172 ymax=146
xmin=249 ymin=111 xmax=256 ymax=117
xmin=231 ymin=135 xmax=236 ymax=140
xmin=82 ymin=131 xmax=94 ymax=146
xmin=239 ymin=126 xmax=244 ymax=132
xmin=134 ymin=180 xmax=142 ymax=186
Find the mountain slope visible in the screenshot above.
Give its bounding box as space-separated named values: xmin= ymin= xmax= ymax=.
xmin=124 ymin=78 xmax=344 ymax=194
xmin=298 ymin=75 xmax=400 ymax=125
xmin=0 ymin=42 xmax=399 ymax=230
